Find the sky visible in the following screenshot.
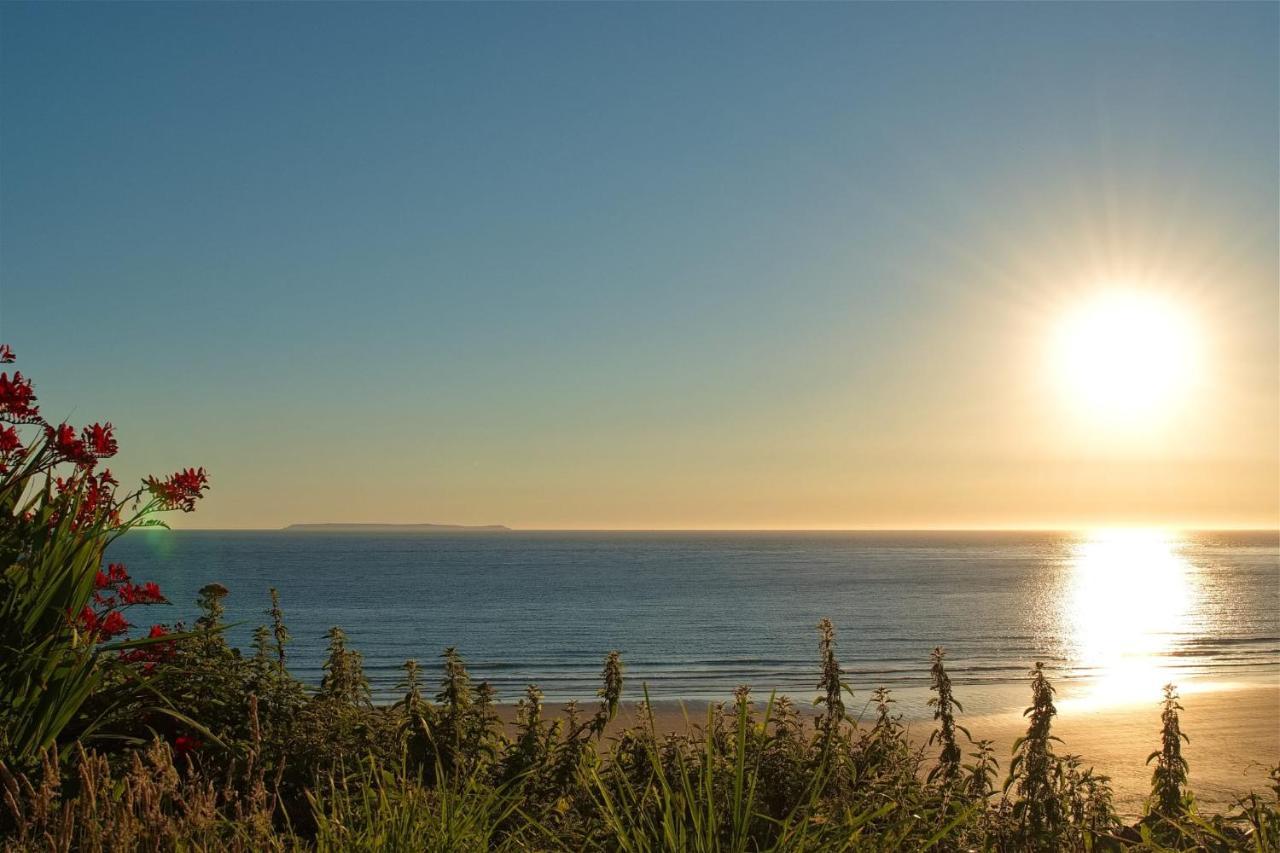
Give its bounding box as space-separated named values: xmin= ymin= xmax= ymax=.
xmin=1 ymin=2 xmax=1276 ymax=530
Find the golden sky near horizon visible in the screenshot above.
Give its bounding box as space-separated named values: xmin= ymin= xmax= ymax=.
xmin=176 ymin=201 xmax=1278 ymax=532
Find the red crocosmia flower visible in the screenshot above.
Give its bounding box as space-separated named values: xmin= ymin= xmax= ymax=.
xmin=146 ymin=467 xmax=210 ymax=512
xmin=0 ymin=344 xmax=14 ymax=363
xmin=84 ymin=469 xmax=113 ymax=507
xmin=0 ymin=425 xmax=21 ymax=453
xmin=98 ymin=610 xmax=129 ymax=639
xmin=77 ymin=606 xmax=99 ymax=636
xmin=94 ymin=570 xmax=111 ymax=589
xmin=0 ymin=424 xmax=21 ymax=474
xmin=119 ymin=581 xmax=165 ymax=605
xmin=66 ymin=469 xmax=120 ymax=529
xmin=108 ymin=563 xmax=129 ymax=582
xmin=46 ymin=423 xmax=94 ymax=466
xmin=75 ymin=606 xmax=128 ymax=641
xmin=173 ymin=735 xmax=202 ymax=755
xmin=0 ymin=371 xmax=38 ymax=420
xmin=81 ymin=422 xmax=117 ymax=458
xmin=119 ymin=624 xmax=175 ymax=673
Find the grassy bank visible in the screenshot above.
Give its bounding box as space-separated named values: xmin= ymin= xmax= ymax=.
xmin=3 ymin=594 xmax=1278 ymax=851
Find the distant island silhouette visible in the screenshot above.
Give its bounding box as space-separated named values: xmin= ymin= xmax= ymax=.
xmin=284 ymin=523 xmax=511 ymax=532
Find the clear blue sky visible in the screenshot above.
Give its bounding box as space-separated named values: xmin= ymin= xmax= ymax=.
xmin=2 ymin=2 xmax=1276 ymax=529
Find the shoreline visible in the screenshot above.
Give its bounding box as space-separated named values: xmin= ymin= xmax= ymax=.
xmin=493 ymin=679 xmax=1279 ymax=814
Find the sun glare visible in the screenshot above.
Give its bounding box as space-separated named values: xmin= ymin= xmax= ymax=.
xmin=1052 ymin=290 xmax=1199 ymax=426
xmin=1061 ymin=528 xmax=1199 ymax=709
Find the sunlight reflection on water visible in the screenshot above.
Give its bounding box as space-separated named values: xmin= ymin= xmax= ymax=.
xmin=110 ymin=529 xmax=1276 ymax=708
xmin=1062 ymin=530 xmax=1200 ymax=708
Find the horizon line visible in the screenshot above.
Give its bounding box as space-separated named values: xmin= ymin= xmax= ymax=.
xmin=149 ymin=525 xmax=1280 ymax=534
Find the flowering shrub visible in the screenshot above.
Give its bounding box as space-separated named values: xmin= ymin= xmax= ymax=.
xmin=0 ymin=346 xmax=208 ymax=769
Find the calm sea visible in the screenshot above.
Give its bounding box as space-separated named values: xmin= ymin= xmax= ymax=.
xmin=106 ymin=530 xmax=1279 ymax=715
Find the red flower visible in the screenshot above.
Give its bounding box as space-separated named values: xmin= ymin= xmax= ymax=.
xmin=119 ymin=624 xmax=176 ymax=673
xmin=98 ymin=610 xmax=129 ymax=639
xmin=0 ymin=372 xmax=38 ymax=421
xmin=77 ymin=606 xmax=99 ymax=636
xmin=173 ymin=735 xmax=202 ymax=755
xmin=47 ymin=423 xmax=93 ymax=466
xmin=108 ymin=562 xmax=129 ymax=582
xmin=86 ymin=467 xmax=117 ymax=501
xmin=0 ymin=425 xmax=21 ymax=453
xmin=40 ymin=422 xmax=116 ymax=468
xmin=63 ymin=469 xmax=121 ymax=529
xmin=119 ymin=580 xmax=165 ymax=605
xmin=0 ymin=344 xmax=14 ymax=363
xmin=81 ymin=422 xmax=117 ymax=458
xmin=146 ymin=467 xmax=209 ymax=512
xmin=94 ymin=569 xmax=111 ymax=589
xmin=0 ymin=425 xmax=22 ymax=473
xmin=75 ymin=606 xmax=128 ymax=640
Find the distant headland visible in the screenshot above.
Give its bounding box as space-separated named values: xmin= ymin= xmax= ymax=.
xmin=283 ymin=523 xmax=511 ymax=532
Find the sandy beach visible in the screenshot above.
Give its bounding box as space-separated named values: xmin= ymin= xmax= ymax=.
xmin=502 ymin=680 xmax=1278 ymax=815
xmin=936 ymin=682 xmax=1279 ymax=814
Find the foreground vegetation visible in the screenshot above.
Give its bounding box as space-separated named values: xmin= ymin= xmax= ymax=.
xmin=1 ymin=347 xmax=1277 ymax=851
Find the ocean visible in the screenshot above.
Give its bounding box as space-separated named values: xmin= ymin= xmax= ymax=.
xmin=105 ymin=530 xmax=1279 ymax=716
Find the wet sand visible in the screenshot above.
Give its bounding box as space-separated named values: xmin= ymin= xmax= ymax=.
xmin=500 ymin=680 xmax=1278 ymax=815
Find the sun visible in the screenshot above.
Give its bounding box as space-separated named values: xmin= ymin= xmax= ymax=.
xmin=1052 ymin=290 xmax=1199 ymax=424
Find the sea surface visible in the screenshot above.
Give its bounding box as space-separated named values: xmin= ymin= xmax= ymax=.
xmin=106 ymin=530 xmax=1279 ymax=716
